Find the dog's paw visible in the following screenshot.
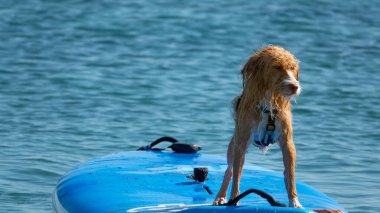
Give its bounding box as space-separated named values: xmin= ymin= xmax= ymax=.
xmin=289 ymin=197 xmax=303 ymax=208
xmin=213 ymin=196 xmax=227 ymax=206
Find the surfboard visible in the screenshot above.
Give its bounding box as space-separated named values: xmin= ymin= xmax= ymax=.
xmin=53 ymin=151 xmax=345 ymax=213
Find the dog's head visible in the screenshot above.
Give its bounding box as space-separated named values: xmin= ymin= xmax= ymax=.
xmin=242 ymin=45 xmax=301 ymax=101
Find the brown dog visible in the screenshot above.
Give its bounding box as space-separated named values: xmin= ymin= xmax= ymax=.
xmin=213 ymin=45 xmax=303 ymax=208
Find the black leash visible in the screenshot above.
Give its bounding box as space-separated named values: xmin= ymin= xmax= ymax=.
xmin=224 ymin=189 xmax=286 ymax=207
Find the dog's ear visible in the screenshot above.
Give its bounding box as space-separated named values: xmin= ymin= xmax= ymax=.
xmin=241 ymin=60 xmax=252 ymax=88
xmin=241 ymin=54 xmax=262 ymax=87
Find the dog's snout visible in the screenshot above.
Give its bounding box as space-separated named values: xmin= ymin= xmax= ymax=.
xmin=290 ymin=84 xmax=299 ymax=91
xmin=286 ymin=83 xmax=301 ymax=96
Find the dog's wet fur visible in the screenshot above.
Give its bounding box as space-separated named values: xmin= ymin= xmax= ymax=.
xmin=213 ymin=45 xmax=303 ymax=208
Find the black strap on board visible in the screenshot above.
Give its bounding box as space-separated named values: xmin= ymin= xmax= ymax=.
xmin=137 ymin=136 xmax=178 ymax=151
xmin=137 ymin=136 xmax=201 ymax=153
xmin=224 ymin=189 xmax=286 ymax=207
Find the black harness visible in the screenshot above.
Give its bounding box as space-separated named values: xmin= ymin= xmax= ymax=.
xmin=235 ymin=96 xmax=278 ymax=147
xmin=254 ymin=107 xmax=278 ymax=147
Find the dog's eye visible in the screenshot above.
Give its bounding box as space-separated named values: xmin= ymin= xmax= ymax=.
xmin=273 ymin=65 xmax=282 ymax=71
xmin=289 ymin=66 xmax=297 ymax=71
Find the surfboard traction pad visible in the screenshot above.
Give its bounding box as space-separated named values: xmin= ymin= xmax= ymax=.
xmin=53 ymin=151 xmax=346 ymax=213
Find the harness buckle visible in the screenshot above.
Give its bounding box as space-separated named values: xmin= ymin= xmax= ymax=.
xmin=266 ymin=124 xmax=275 ymax=131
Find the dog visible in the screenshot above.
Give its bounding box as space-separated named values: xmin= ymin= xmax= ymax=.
xmin=213 ymin=45 xmax=303 ymax=208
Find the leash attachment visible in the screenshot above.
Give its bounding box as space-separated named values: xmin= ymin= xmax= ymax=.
xmin=186 ymin=167 xmax=213 ymax=195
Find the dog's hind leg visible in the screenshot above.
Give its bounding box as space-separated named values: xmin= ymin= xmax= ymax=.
xmin=213 ymin=138 xmax=234 ymax=205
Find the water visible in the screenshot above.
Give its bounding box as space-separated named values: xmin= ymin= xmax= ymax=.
xmin=0 ymin=0 xmax=379 ymax=212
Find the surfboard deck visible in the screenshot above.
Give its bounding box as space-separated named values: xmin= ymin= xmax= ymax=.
xmin=53 ymin=151 xmax=345 ymax=213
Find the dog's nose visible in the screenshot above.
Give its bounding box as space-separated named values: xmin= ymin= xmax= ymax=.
xmin=290 ymin=84 xmax=299 ymax=92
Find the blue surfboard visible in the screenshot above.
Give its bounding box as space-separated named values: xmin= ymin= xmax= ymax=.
xmin=53 ymin=151 xmax=345 ymax=213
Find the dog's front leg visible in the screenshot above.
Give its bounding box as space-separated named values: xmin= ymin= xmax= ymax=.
xmin=230 ymin=143 xmax=246 ymax=202
xmin=280 ymin=138 xmax=302 ymax=208
xmin=230 ymin=118 xmax=252 ymax=203
xmin=213 ymin=138 xmax=234 ymax=205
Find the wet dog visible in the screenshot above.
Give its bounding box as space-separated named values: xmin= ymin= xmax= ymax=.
xmin=213 ymin=45 xmax=303 ymax=208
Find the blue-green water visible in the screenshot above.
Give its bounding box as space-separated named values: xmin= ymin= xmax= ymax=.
xmin=0 ymin=1 xmax=379 ymax=212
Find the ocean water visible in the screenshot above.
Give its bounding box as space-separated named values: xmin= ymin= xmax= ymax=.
xmin=0 ymin=0 xmax=379 ymax=212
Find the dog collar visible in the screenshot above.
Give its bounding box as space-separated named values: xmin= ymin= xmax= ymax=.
xmin=257 ymin=104 xmax=279 ymax=115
